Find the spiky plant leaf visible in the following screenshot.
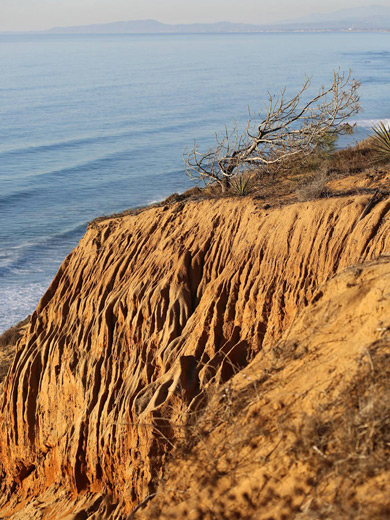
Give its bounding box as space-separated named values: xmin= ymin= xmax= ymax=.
xmin=372 ymin=122 xmax=390 ymax=162
xmin=230 ymin=174 xmax=256 ymax=196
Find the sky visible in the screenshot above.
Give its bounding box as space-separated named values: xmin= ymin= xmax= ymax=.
xmin=0 ymin=0 xmax=389 ymax=32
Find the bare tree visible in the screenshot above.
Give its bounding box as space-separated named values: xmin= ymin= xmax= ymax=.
xmin=184 ymin=70 xmax=360 ymax=191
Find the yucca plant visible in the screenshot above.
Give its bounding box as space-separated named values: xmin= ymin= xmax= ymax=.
xmin=229 ymin=173 xmax=256 ymax=196
xmin=371 ymin=122 xmax=390 ymax=162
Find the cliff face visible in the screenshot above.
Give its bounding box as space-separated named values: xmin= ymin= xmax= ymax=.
xmin=1 ymin=185 xmax=390 ymax=518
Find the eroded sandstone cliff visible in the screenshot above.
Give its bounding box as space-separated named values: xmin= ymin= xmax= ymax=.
xmin=1 ymin=174 xmax=390 ymax=519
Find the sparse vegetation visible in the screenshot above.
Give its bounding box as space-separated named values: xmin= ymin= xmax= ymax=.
xmin=141 ymin=375 xmax=273 ymax=520
xmin=291 ymin=343 xmax=390 ymax=519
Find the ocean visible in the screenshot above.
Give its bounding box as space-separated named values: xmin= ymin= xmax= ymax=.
xmin=1 ymin=32 xmax=390 ymax=332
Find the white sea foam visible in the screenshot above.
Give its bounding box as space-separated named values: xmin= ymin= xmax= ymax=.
xmin=148 ymin=199 xmax=164 ymax=205
xmin=0 ymin=283 xmax=46 ymax=334
xmin=9 ymin=241 xmax=38 ymax=251
xmin=353 ymin=119 xmax=390 ymax=129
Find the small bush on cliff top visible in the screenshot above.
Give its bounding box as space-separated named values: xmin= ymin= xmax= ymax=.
xmin=229 ymin=172 xmax=257 ymax=196
xmin=296 ymin=168 xmax=332 ymax=202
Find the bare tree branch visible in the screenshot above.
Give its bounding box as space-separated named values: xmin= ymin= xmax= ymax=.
xmin=184 ymin=70 xmax=360 ymax=191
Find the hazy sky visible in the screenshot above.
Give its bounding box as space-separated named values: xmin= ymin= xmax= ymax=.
xmin=1 ymin=0 xmax=388 ymax=32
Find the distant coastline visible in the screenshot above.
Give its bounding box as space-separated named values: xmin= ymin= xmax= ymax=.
xmin=2 ymin=28 xmax=390 ymax=36
xmin=2 ymin=7 xmax=390 ymax=36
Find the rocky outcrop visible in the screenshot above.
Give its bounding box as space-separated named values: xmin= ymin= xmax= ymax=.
xmin=1 ymin=186 xmax=390 ymax=518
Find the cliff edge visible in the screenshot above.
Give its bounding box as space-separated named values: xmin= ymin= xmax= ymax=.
xmin=1 ymin=169 xmax=390 ymax=519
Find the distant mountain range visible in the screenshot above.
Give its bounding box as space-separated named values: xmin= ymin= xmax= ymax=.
xmin=5 ymin=5 xmax=390 ymax=34
xmin=44 ymin=20 xmax=263 ymax=34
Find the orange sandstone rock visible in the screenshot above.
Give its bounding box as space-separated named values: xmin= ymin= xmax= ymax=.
xmin=0 ymin=192 xmax=390 ymax=518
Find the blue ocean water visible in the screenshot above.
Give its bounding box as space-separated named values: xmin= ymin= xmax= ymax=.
xmin=1 ymin=32 xmax=390 ymax=332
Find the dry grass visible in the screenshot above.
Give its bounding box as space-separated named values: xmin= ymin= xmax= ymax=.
xmin=137 ymin=337 xmax=390 ymax=520
xmin=218 ymin=139 xmax=388 ymax=205
xmin=291 ymin=342 xmax=390 ymax=519
xmin=325 ymin=139 xmax=375 ymax=174
xmin=295 ymin=169 xmax=332 ymax=202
